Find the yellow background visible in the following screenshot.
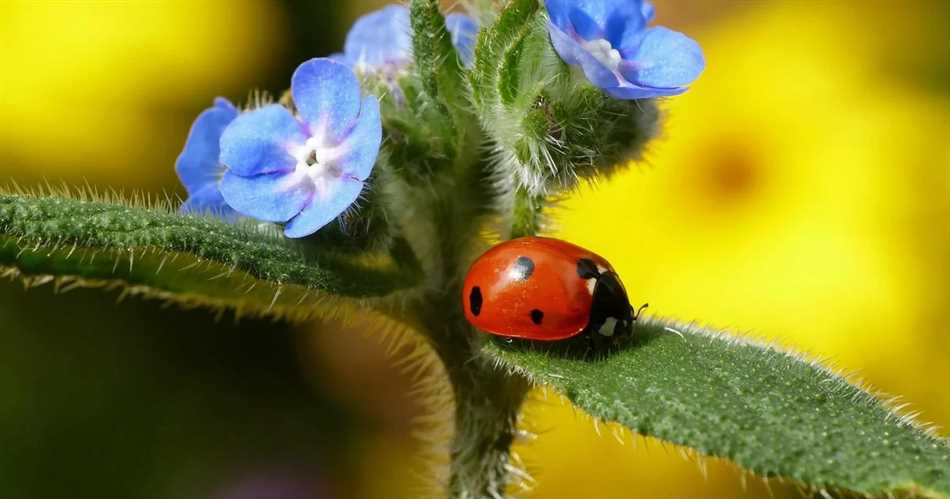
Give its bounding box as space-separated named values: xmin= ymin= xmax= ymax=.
xmin=1 ymin=1 xmax=947 ymax=498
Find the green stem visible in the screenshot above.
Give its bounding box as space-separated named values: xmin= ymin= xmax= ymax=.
xmin=397 ymin=166 xmax=532 ymax=497
xmin=397 ymin=2 xmax=545 ymax=490
xmin=415 ymin=291 xmax=531 ymax=499
xmin=509 ymin=186 xmax=545 ymax=239
xmin=445 ymin=347 xmax=531 ymax=499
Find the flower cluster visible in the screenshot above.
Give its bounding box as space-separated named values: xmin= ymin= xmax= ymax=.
xmin=176 ymin=58 xmax=380 ymax=239
xmin=546 ymin=0 xmax=704 ymax=99
xmin=176 ymin=5 xmax=480 ymax=238
xmin=175 ymin=2 xmax=703 ymax=238
xmin=218 ymin=59 xmax=382 ymax=238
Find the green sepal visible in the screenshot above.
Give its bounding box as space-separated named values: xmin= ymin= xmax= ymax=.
xmin=372 ymin=75 xmax=458 ymax=182
xmin=406 ymin=0 xmax=470 ymax=159
xmin=472 ymin=0 xmax=660 ymax=195
xmin=362 ymin=1 xmax=481 ymax=184
xmin=409 ymin=0 xmax=466 ymax=107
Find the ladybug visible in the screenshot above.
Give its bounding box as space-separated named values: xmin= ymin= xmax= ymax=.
xmin=462 ymin=237 xmax=647 ymax=341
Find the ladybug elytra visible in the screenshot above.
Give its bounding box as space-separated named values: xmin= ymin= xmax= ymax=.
xmin=462 ymin=237 xmax=646 ymax=341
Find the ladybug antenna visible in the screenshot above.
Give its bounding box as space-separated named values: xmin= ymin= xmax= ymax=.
xmin=632 ymin=303 xmax=649 ymax=321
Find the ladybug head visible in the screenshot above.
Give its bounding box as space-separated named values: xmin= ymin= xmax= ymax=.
xmin=587 ymin=271 xmax=635 ymax=337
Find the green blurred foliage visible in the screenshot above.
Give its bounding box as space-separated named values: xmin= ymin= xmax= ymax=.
xmin=0 ymin=280 xmax=353 ymax=498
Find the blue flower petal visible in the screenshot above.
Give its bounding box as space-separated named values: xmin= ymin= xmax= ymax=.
xmin=284 ymin=178 xmax=364 ymax=238
xmin=333 ymin=96 xmax=382 ymax=181
xmin=292 ymin=58 xmax=362 ymax=145
xmin=568 ymin=6 xmax=604 ymax=40
xmin=547 ymin=21 xmax=582 ymax=65
xmin=175 ymin=98 xmax=237 ymax=195
xmin=329 ymin=52 xmax=349 ymax=65
xmin=446 ymin=13 xmax=479 ymax=68
xmin=545 ymin=0 xmax=651 ymax=46
xmin=545 ymin=0 xmax=572 ymax=29
xmin=342 ymin=5 xmax=412 ymax=70
xmin=604 ymin=4 xmax=647 ymax=48
xmin=619 ymin=26 xmax=704 ymax=90
xmin=219 ymin=104 xmax=305 ymax=176
xmin=181 ymin=184 xmax=238 ymax=221
xmin=548 ymin=23 xmax=619 ymax=89
xmin=604 ymin=83 xmax=685 ymax=100
xmin=212 ymin=96 xmax=233 ymax=109
xmin=641 ymin=1 xmax=655 ymax=22
xmin=219 ymin=170 xmax=313 ymax=223
xmin=545 ymin=0 xmax=702 ymax=100
xmin=548 ymin=0 xmax=643 ymax=30
xmin=615 ymin=19 xmax=647 ymax=54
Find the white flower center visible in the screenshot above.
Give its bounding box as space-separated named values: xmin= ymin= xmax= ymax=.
xmin=581 ymin=38 xmax=622 ymax=72
xmin=293 ymin=136 xmax=345 ymax=197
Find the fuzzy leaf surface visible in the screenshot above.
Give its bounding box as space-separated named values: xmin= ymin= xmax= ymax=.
xmin=485 ymin=317 xmax=950 ymax=498
xmin=0 ymin=194 xmax=421 ymax=319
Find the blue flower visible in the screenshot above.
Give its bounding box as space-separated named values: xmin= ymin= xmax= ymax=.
xmin=446 ymin=13 xmax=479 ymax=68
xmin=333 ymin=5 xmax=480 ymax=72
xmin=175 ymin=97 xmax=239 ymax=219
xmin=218 ymin=58 xmax=382 ymax=238
xmin=335 ymin=5 xmax=412 ymax=73
xmin=545 ymin=0 xmax=704 ymax=99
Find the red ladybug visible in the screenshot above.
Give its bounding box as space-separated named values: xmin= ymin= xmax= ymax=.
xmin=462 ymin=237 xmax=646 ymax=341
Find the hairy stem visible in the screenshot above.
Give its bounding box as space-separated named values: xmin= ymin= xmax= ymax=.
xmin=397 ymin=4 xmax=538 ymax=494
xmin=395 ymin=163 xmax=529 ymax=497
xmin=445 ymin=348 xmax=530 ymax=499
xmin=415 ymin=291 xmax=531 ymax=499
xmin=509 ymin=186 xmax=545 ymax=239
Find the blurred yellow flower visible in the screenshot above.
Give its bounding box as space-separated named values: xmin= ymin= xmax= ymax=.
xmin=0 ymin=0 xmax=284 ymax=187
xmin=518 ymin=2 xmax=950 ymax=498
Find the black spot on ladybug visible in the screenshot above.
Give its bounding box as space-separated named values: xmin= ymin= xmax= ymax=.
xmin=470 ymin=286 xmax=483 ymax=316
xmin=577 ymin=258 xmax=600 ymax=279
xmin=510 ymin=256 xmax=535 ymax=280
xmin=530 ymin=309 xmax=544 ymax=325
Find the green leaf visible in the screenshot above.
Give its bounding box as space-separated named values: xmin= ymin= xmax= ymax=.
xmin=485 ymin=317 xmax=950 ymax=498
xmin=0 ymin=193 xmax=422 ymax=319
